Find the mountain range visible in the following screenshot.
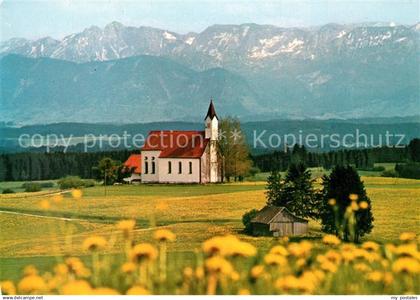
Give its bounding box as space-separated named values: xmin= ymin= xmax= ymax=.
xmin=1 ymin=22 xmax=419 ymax=124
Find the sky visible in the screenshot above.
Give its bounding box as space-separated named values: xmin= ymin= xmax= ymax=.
xmin=1 ymin=0 xmax=418 ymax=41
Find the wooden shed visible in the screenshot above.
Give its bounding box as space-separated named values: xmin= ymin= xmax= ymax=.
xmin=250 ymin=206 xmax=308 ymax=237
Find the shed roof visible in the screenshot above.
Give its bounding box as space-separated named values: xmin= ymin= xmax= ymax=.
xmin=123 ymin=154 xmax=142 ymax=174
xmin=251 ymin=206 xmax=308 ymax=224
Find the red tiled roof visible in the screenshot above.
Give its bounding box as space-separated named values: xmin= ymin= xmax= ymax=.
xmin=142 ymin=130 xmax=209 ymax=158
xmin=123 ymin=154 xmax=142 ymax=174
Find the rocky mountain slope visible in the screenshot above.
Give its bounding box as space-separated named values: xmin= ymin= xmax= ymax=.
xmin=1 ymin=22 xmax=418 ymax=123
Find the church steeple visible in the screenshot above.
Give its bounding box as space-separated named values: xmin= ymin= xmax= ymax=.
xmin=204 ymin=99 xmax=218 ymax=120
xmin=204 ymin=99 xmax=218 ymax=141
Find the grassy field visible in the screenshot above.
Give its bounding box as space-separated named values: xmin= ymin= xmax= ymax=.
xmin=0 ymin=175 xmax=419 ymax=285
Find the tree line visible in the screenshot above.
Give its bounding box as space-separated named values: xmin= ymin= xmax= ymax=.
xmin=0 ymin=150 xmax=134 ymax=181
xmin=252 ymin=143 xmax=415 ymax=172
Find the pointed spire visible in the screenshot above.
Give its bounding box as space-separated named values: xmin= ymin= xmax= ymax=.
xmin=205 ymin=99 xmax=218 ymax=120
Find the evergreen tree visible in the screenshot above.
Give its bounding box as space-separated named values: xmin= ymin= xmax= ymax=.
xmin=277 ymin=162 xmax=318 ymax=219
xmin=407 ymin=138 xmax=420 ymax=162
xmin=320 ymin=165 xmax=374 ymax=242
xmin=265 ymin=170 xmax=283 ymax=206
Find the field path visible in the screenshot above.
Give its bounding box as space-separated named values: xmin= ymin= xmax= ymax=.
xmin=0 ymin=209 xmax=83 ymax=222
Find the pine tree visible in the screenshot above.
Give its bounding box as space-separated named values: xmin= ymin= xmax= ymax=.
xmin=278 ymin=162 xmax=318 ymax=219
xmin=320 ymin=165 xmax=374 ymax=242
xmin=265 ymin=170 xmax=283 ymax=206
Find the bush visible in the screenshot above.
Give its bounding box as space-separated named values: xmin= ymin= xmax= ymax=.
xmin=22 ymin=181 xmax=55 ymax=189
xmin=242 ymin=209 xmax=258 ymax=235
xmin=2 ymin=188 xmax=15 ymax=194
xmin=248 ymin=167 xmax=260 ymax=177
xmin=58 ymin=176 xmax=95 ymax=189
xmin=381 ymin=170 xmax=398 ymax=177
xmin=395 ymin=163 xmax=420 ymax=179
xmin=358 ymin=166 xmax=385 ymax=172
xmin=23 ymin=183 xmax=42 ymax=192
xmin=83 ymin=179 xmax=96 ymax=188
xmin=40 ymin=181 xmax=55 ymax=188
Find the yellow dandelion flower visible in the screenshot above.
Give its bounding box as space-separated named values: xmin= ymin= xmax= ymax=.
xmin=126 ymin=286 xmax=150 ymax=295
xmin=183 ymin=267 xmax=193 ymax=279
xmin=39 ymin=199 xmax=50 ymax=210
xmin=250 ymin=265 xmax=265 ymax=279
xmin=130 ymin=243 xmax=158 ymax=263
xmin=350 ymin=201 xmax=359 ymax=211
xmin=399 ymin=232 xmax=416 ymax=242
xmin=269 ymin=245 xmax=289 ymax=256
xmin=275 ymin=275 xmax=301 ymax=291
xmin=349 ymin=194 xmax=358 ymax=201
xmin=238 ymin=289 xmax=251 ymax=295
xmin=362 ymin=241 xmax=380 ymax=252
xmin=155 ymin=201 xmax=169 ymax=211
xmin=71 ymin=189 xmax=83 ymax=199
xmin=205 ymin=256 xmax=234 ymax=275
xmin=91 ymin=287 xmax=120 ymax=295
xmin=82 ymin=236 xmax=107 ymax=251
xmin=353 ymin=248 xmax=370 ymax=259
xmin=385 ymin=243 xmax=397 ymax=254
xmin=395 ymin=243 xmax=419 ymax=258
xmin=365 ymin=252 xmax=381 ymax=263
xmin=383 ymin=272 xmax=393 ymax=285
xmin=202 ymin=236 xmax=228 ymax=256
xmin=354 ymin=263 xmax=370 ymax=272
xmin=359 ymin=201 xmax=369 ymax=209
xmin=1 ymin=280 xmax=16 ymax=295
xmin=328 ymin=198 xmax=336 ymax=206
xmin=18 ymin=275 xmax=47 ymax=294
xmin=341 ymin=243 xmax=356 ymax=252
xmin=320 ymin=260 xmax=338 ymax=273
xmin=230 ymin=271 xmax=240 ymax=281
xmin=366 ymin=271 xmax=383 ymax=282
xmin=65 ymin=257 xmax=87 ymax=275
xmin=381 ymin=259 xmax=390 ymax=268
xmin=54 ymin=263 xmax=68 ymax=276
xmin=288 ymin=241 xmax=312 ymax=257
xmin=52 ymin=194 xmax=63 ymax=204
xmin=341 ymin=250 xmax=356 ymax=262
xmin=202 ymin=235 xmax=255 ymax=257
xmin=154 ymin=229 xmax=176 ymax=242
xmin=296 ymin=258 xmax=306 ymax=268
xmin=61 ymin=280 xmax=92 ymax=295
xmin=195 ymin=267 xmax=205 ymax=279
xmin=313 ymin=269 xmax=325 ymax=281
xmin=46 ymin=277 xmax=61 ymax=291
xmin=325 ymin=250 xmax=342 ymax=264
xmin=232 ymin=241 xmax=257 ymax=257
xmin=264 ymin=254 xmax=287 ymax=267
xmin=392 ymin=257 xmax=420 ymax=274
xmin=23 ymin=265 xmax=38 ymax=276
xmin=182 ymin=267 xmax=194 ymax=279
xmin=121 ymin=262 xmax=136 ymax=274
xmin=298 ymin=272 xmax=318 ymax=294
xmin=116 ymin=219 xmax=136 ymax=235
xmin=322 ymin=234 xmax=341 ymax=246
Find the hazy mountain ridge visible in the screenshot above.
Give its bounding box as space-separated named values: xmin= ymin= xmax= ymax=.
xmin=1 ymin=22 xmax=419 ymax=123
xmin=0 ymin=54 xmax=259 ymax=124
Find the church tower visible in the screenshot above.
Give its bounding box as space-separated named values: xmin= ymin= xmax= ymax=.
xmin=204 ymin=100 xmax=219 ymax=182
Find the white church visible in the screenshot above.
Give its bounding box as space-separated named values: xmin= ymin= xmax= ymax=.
xmin=140 ymin=100 xmax=222 ymax=183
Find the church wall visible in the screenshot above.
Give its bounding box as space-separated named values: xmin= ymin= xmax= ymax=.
xmin=158 ymin=158 xmax=201 ymax=183
xmin=141 ymin=150 xmax=161 ymax=182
